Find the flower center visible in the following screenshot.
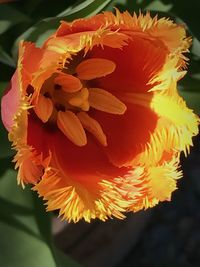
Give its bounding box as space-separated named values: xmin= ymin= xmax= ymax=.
xmin=33 ymin=58 xmax=127 ymax=147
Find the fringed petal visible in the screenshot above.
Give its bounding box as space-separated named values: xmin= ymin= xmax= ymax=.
xmin=45 ymin=29 xmax=130 ymax=55
xmin=129 ymin=156 xmax=182 ymax=211
xmin=18 ymin=41 xmax=45 ymax=95
xmin=55 ymin=10 xmax=190 ymax=67
xmin=2 ymin=42 xmax=51 ymax=187
xmin=150 ymin=93 xmax=199 ymax=155
xmin=14 ymin=145 xmax=44 ymax=187
xmin=33 ymin=167 xmax=126 ymax=222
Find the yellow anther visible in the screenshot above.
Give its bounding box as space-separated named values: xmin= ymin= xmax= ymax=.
xmin=80 ymin=87 xmax=89 ymax=100
xmin=34 ymin=94 xmax=54 ymax=123
xmin=57 ymin=110 xmax=87 ymax=146
xmin=76 ymin=58 xmax=116 ymax=80
xmin=77 ymin=111 xmax=107 ymax=146
xmin=54 ymin=73 xmax=82 ymax=93
xmin=68 ymin=88 xmax=90 ymax=111
xmin=68 ymin=97 xmax=83 ymax=107
xmin=80 ymin=101 xmax=90 ymax=112
xmin=89 ymin=88 xmax=127 ymax=115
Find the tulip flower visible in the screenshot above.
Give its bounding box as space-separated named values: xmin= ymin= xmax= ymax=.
xmin=1 ymin=10 xmax=199 ymax=222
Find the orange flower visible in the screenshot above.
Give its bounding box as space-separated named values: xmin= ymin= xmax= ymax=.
xmin=1 ymin=10 xmax=199 ymax=222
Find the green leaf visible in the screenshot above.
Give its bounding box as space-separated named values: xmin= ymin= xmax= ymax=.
xmin=0 ymin=4 xmax=30 ymax=35
xmin=162 ymin=0 xmax=200 ymax=41
xmin=57 ymin=0 xmax=112 ymax=18
xmin=0 ymin=161 xmax=80 ymax=267
xmin=192 ymin=38 xmax=200 ymax=59
xmin=24 ymin=0 xmax=77 ymax=20
xmin=108 ymin=0 xmax=155 ymax=12
xmin=179 ymin=91 xmax=200 ymax=115
xmin=0 ymin=119 xmax=13 ymax=159
xmin=0 ymin=168 xmax=54 ymax=267
xmin=53 ymin=246 xmax=81 ymax=267
xmin=0 ymin=82 xmax=14 ymax=159
xmin=0 ymin=46 xmax=16 ymax=67
xmin=20 ymin=0 xmax=46 ymax=15
xmin=12 ymin=0 xmax=112 ymax=55
xmin=145 ymin=0 xmax=173 ymax=12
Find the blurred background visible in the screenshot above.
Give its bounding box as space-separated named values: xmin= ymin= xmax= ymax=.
xmin=0 ymin=0 xmax=199 ymax=267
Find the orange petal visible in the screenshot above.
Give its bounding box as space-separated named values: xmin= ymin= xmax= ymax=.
xmin=88 ymin=38 xmax=167 ymax=94
xmin=76 ymin=58 xmax=116 ymax=80
xmin=34 ymin=94 xmax=53 ymax=123
xmin=77 ymin=112 xmax=107 ymax=146
xmin=54 ymin=73 xmax=82 ymax=93
xmin=92 ymin=101 xmax=158 ymax=167
xmin=89 ymin=88 xmax=127 ymax=115
xmin=57 ymin=111 xmax=87 ymax=146
xmin=18 ymin=41 xmax=45 ymax=95
xmin=17 ymin=154 xmax=44 ymax=186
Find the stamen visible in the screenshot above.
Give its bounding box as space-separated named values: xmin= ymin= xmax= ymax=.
xmin=54 ymin=73 xmax=82 ymax=93
xmin=76 ymin=58 xmax=116 ymax=80
xmin=57 ymin=110 xmax=87 ymax=146
xmin=89 ymin=88 xmax=127 ymax=115
xmin=79 ymin=101 xmax=90 ymax=112
xmin=34 ymin=94 xmax=53 ymax=123
xmin=68 ymin=88 xmax=89 ymax=111
xmin=77 ymin=112 xmax=107 ymax=146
